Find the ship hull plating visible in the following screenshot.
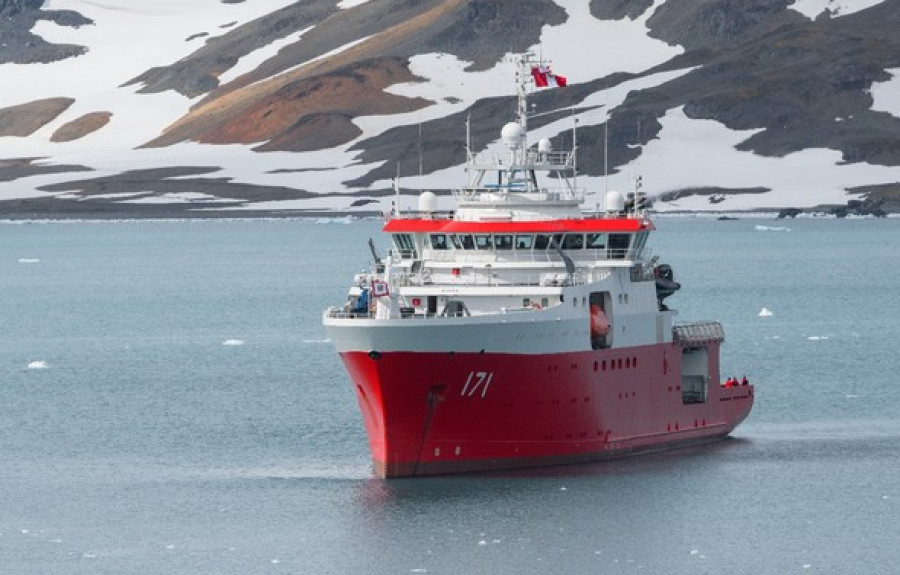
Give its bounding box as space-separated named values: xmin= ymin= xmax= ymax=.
xmin=340 ymin=344 xmax=753 ymax=478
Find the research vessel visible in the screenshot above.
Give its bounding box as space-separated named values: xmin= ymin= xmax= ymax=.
xmin=323 ymin=55 xmax=753 ymax=477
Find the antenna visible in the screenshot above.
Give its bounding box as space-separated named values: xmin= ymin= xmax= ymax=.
xmin=393 ymin=162 xmax=400 ymax=216
xmin=572 ymin=110 xmax=578 ymax=198
xmin=418 ymin=122 xmax=423 ymax=192
xmin=603 ymin=108 xmax=609 ymax=196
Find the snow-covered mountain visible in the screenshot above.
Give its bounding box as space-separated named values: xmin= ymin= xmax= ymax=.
xmin=1 ymin=0 xmax=899 ymax=218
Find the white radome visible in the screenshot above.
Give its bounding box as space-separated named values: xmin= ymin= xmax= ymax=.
xmin=501 ymin=122 xmax=526 ymax=149
xmin=418 ymin=190 xmax=438 ymax=212
xmin=605 ymin=190 xmax=625 ymax=213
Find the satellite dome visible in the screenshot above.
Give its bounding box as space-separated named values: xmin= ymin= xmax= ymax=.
xmin=605 ymin=190 xmax=625 ymax=213
xmin=418 ymin=190 xmax=438 ymax=213
xmin=501 ymin=122 xmax=526 ymax=149
xmin=538 ymin=138 xmax=552 ymax=153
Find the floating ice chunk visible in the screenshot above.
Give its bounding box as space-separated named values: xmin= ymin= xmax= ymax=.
xmin=758 ymin=307 xmax=773 ymax=317
xmin=18 ymin=258 xmax=40 ymax=263
xmin=27 ymin=360 xmax=49 ymax=370
xmin=755 ymin=225 xmax=791 ymax=232
xmin=807 ymin=335 xmax=829 ymax=341
xmin=222 ymin=339 xmax=245 ymax=346
xmin=271 ymin=559 xmax=280 ymax=564
xmin=690 ymin=549 xmax=699 ymax=555
xmin=478 ymin=540 xmax=488 ymax=546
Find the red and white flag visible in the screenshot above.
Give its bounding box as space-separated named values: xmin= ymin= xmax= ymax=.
xmin=371 ymin=279 xmax=390 ymax=297
xmin=531 ymin=65 xmax=567 ymax=88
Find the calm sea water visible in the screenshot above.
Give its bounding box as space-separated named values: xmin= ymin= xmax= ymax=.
xmin=1 ymin=216 xmax=898 ymax=574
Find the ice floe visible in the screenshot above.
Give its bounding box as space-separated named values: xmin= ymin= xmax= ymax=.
xmin=759 ymin=308 xmax=774 ymax=317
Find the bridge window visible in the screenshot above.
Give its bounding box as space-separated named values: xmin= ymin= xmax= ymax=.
xmin=474 ymin=234 xmax=493 ymax=250
xmin=535 ymin=234 xmax=564 ymax=250
xmin=494 ymin=234 xmax=513 ymax=250
xmin=430 ymin=234 xmax=448 ymax=249
xmin=633 ymin=232 xmax=648 ymax=255
xmin=562 ymin=234 xmax=584 ymax=249
xmin=515 ymin=235 xmax=534 ymax=249
xmin=392 ymin=234 xmax=417 ymax=259
xmin=609 ymin=233 xmax=631 ymax=259
xmin=586 ymin=233 xmax=606 ymax=249
xmin=453 ymin=234 xmax=475 ymax=250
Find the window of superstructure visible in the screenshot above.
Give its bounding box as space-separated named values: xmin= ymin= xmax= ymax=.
xmin=494 ymin=234 xmax=513 ymax=250
xmin=608 ymin=233 xmax=631 ymax=259
xmin=430 ymin=234 xmax=449 ymax=250
xmin=633 ymin=232 xmax=649 ymax=255
xmin=535 ymin=233 xmax=564 ymax=250
xmin=586 ymin=233 xmax=606 ymax=250
xmin=515 ymin=235 xmax=534 ymax=250
xmin=457 ymin=234 xmax=475 ymax=250
xmin=392 ymin=233 xmax=417 ymax=258
xmin=474 ymin=234 xmax=493 ymax=250
xmin=449 ymin=234 xmax=463 ymax=249
xmin=562 ymin=234 xmax=584 ymax=249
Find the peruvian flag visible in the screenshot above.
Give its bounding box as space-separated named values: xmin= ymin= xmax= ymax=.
xmin=531 ymin=65 xmax=567 ymax=88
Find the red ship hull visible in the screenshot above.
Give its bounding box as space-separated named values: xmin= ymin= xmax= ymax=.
xmin=341 ymin=342 xmax=753 ymax=478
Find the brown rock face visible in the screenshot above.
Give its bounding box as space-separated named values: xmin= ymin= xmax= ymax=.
xmin=51 ymin=112 xmax=113 ymax=142
xmin=147 ymin=57 xmax=430 ymax=151
xmin=0 ymin=98 xmax=74 ymax=137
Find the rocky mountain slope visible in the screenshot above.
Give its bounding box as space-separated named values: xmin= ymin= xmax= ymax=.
xmin=1 ymin=0 xmax=899 ymax=218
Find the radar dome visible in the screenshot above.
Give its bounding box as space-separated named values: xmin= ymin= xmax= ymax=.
xmin=501 ymin=122 xmax=526 ymax=149
xmin=605 ymin=190 xmax=625 ymax=213
xmin=538 ymin=138 xmax=552 ymax=153
xmin=418 ymin=190 xmax=438 ymax=213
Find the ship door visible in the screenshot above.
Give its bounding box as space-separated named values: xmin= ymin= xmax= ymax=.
xmin=589 ymin=292 xmax=612 ymax=350
xmin=427 ymin=296 xmax=438 ymax=315
xmin=681 ymin=347 xmax=709 ymax=404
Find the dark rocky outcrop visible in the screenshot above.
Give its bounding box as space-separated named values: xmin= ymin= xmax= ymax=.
xmin=589 ymin=0 xmax=655 ymax=21
xmin=0 ymin=0 xmax=92 ymax=65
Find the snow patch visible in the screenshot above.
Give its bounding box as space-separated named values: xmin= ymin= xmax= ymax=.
xmin=870 ymin=67 xmax=900 ymax=118
xmin=119 ymin=192 xmax=236 ymax=204
xmin=218 ymin=26 xmax=315 ymax=85
xmin=789 ymin=0 xmax=886 ymax=19
xmin=337 ymin=0 xmax=372 ymax=8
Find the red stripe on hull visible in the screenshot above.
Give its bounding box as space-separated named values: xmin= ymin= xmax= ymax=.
xmin=340 ymin=344 xmax=753 ymax=478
